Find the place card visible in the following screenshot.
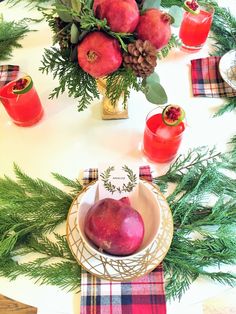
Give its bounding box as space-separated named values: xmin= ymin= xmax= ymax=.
xmin=98 ymin=164 xmax=139 ymax=200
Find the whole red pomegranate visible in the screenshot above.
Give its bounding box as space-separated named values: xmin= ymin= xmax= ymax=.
xmin=77 ymin=31 xmax=122 ymax=78
xmin=136 ymin=9 xmax=172 ymax=50
xmin=94 ymin=0 xmax=139 ymax=33
xmin=84 ymin=197 xmax=144 ymax=256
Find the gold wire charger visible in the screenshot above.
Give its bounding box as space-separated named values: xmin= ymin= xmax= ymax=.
xmin=66 ymin=179 xmax=173 ymax=281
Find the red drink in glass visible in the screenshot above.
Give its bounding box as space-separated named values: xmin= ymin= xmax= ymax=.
xmin=143 ymin=109 xmax=185 ymax=163
xmin=0 ymin=75 xmax=43 ymax=127
xmin=179 ymin=4 xmax=214 ymax=52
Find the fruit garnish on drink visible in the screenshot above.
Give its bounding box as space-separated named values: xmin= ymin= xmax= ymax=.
xmin=183 ymin=0 xmax=200 ymax=15
xmin=84 ymin=197 xmax=144 ymax=256
xmin=162 ymin=105 xmax=185 ymax=126
xmin=12 ymin=76 xmax=33 ymax=95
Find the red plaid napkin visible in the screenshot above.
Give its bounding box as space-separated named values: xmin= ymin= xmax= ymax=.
xmin=81 ymin=166 xmax=166 ymax=314
xmin=0 ymin=65 xmax=20 ymax=88
xmin=191 ymin=56 xmax=236 ymax=98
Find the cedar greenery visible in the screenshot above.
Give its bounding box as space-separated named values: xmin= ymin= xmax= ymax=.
xmin=1 ymin=143 xmax=236 ymax=299
xmin=0 ymin=16 xmax=32 ymax=60
xmin=39 ymin=47 xmax=99 ymax=111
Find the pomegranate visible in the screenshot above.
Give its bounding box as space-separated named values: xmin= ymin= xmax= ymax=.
xmin=77 ymin=31 xmax=122 ymax=78
xmin=84 ymin=197 xmax=144 ymax=256
xmin=136 ymin=9 xmax=172 ymax=50
xmin=94 ymin=0 xmax=140 ymax=33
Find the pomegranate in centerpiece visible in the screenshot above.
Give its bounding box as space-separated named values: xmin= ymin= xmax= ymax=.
xmin=136 ymin=8 xmax=172 ymax=50
xmin=77 ymin=31 xmax=122 ymax=78
xmin=94 ymin=0 xmax=140 ymax=33
xmin=84 ymin=197 xmax=144 ymax=256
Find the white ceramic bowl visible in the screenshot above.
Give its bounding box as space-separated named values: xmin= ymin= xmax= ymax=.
xmin=66 ymin=180 xmax=173 ymax=281
xmin=77 ymin=180 xmax=161 ymax=259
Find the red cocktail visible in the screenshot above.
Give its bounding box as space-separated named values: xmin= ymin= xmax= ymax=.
xmin=143 ymin=107 xmax=185 ymax=163
xmin=179 ymin=4 xmax=214 ymax=52
xmin=0 ymin=74 xmax=43 ymax=127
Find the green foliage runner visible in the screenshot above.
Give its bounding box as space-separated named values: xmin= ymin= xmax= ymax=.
xmin=1 ymin=0 xmax=236 ymax=302
xmin=0 ymin=141 xmax=236 ymax=300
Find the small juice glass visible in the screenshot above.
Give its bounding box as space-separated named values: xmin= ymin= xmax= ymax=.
xmin=179 ymin=4 xmax=214 ymax=52
xmin=0 ymin=72 xmax=44 ymax=127
xmin=143 ymin=107 xmax=185 ymax=163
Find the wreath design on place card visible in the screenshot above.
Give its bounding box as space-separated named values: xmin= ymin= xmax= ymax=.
xmin=100 ymin=165 xmax=137 ymax=194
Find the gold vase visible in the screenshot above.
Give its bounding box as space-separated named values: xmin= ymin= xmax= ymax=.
xmin=97 ymin=78 xmax=128 ymax=120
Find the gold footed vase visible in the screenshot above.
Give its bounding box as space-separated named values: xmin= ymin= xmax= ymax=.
xmin=97 ymin=79 xmax=128 ymax=120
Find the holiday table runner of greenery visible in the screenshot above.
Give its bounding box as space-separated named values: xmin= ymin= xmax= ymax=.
xmin=0 ymin=139 xmax=236 ymax=300
xmin=0 ymin=0 xmax=236 ymax=301
xmin=3 ymin=0 xmax=236 ymax=115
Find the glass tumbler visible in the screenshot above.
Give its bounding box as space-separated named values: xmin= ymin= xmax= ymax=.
xmin=179 ymin=4 xmax=214 ymax=52
xmin=0 ymin=72 xmax=44 ymax=127
xmin=143 ymin=107 xmax=185 ymax=163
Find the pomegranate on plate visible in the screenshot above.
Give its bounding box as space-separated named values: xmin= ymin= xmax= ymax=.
xmin=84 ymin=197 xmax=145 ymax=256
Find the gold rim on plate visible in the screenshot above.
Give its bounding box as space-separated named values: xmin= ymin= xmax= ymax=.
xmin=66 ymin=180 xmax=173 ymax=281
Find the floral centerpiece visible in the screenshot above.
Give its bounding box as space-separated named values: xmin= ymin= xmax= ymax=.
xmin=30 ymin=0 xmax=182 ymax=112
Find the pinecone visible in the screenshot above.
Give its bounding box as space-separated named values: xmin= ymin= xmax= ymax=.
xmin=54 ymin=17 xmax=72 ymax=50
xmin=123 ymin=40 xmax=157 ymax=78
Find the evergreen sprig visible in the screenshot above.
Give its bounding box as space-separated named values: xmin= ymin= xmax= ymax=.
xmin=105 ymin=68 xmax=141 ymax=108
xmin=158 ymin=34 xmax=181 ymax=59
xmin=39 ymin=47 xmax=100 ymax=111
xmin=0 ymin=16 xmax=32 ymax=60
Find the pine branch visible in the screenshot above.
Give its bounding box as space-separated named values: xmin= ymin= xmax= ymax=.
xmin=0 ymin=256 xmax=81 ymax=291
xmin=0 ymin=164 xmax=74 ymax=257
xmin=157 ymin=34 xmax=181 ymax=59
xmin=39 ymin=47 xmax=100 ymax=111
xmin=0 ymin=16 xmax=32 ymax=60
xmin=52 ymin=172 xmax=82 ymax=195
xmin=213 ymin=98 xmax=236 ymax=117
xmin=153 ymin=146 xmax=221 ymax=193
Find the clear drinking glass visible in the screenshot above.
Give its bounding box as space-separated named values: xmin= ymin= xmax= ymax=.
xmin=179 ymin=4 xmax=214 ymax=52
xmin=0 ymin=72 xmax=44 ymax=127
xmin=143 ymin=107 xmax=185 ymax=163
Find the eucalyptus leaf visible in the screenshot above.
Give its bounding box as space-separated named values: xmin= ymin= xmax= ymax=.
xmin=168 ymin=5 xmax=183 ymax=27
xmin=144 ymin=72 xmax=160 ymax=86
xmin=56 ymin=6 xmax=73 ymax=22
xmin=142 ymin=0 xmax=161 ymax=11
xmin=70 ymin=23 xmax=80 ymax=44
xmin=71 ymin=0 xmax=81 ymax=13
xmin=144 ymin=81 xmax=168 ymax=104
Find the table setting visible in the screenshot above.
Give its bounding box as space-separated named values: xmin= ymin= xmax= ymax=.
xmin=0 ymin=1 xmax=236 ymax=314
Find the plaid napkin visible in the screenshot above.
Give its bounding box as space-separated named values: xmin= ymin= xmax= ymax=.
xmin=81 ymin=166 xmax=166 ymax=314
xmin=0 ymin=65 xmax=20 ymax=88
xmin=191 ymin=56 xmax=236 ymax=98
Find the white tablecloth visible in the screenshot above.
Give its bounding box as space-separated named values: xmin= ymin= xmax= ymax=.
xmin=0 ymin=1 xmax=236 ymax=313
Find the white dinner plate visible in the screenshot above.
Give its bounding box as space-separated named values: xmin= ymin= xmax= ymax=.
xmin=219 ymin=50 xmax=236 ymax=90
xmin=66 ymin=180 xmax=173 ymax=281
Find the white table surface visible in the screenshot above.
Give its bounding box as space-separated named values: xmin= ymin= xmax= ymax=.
xmin=0 ymin=1 xmax=236 ymax=313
